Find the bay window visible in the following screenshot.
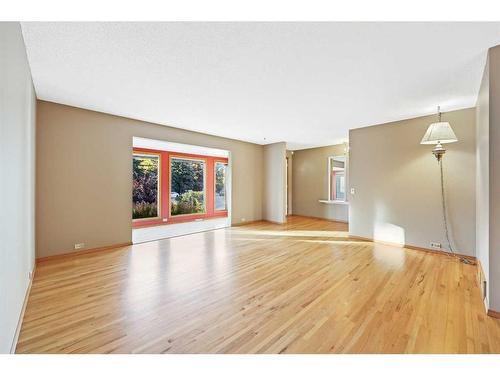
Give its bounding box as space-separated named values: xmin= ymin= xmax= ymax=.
xmin=132 ymin=147 xmax=228 ymax=227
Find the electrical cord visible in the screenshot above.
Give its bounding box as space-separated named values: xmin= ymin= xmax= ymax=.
xmin=439 ymin=158 xmax=473 ymax=265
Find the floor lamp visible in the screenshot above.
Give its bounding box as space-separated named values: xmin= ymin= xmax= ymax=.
xmin=420 ymin=106 xmax=472 ymax=265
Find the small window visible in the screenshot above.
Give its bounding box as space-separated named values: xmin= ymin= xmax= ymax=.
xmin=133 ymin=153 xmax=160 ymax=219
xmin=329 ymin=155 xmax=346 ymax=202
xmin=334 ymin=172 xmax=345 ymax=201
xmin=170 ymin=157 xmax=206 ymax=216
xmin=215 ymin=162 xmax=228 ymax=211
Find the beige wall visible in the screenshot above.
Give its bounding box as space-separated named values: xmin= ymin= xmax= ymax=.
xmin=292 ymin=144 xmax=349 ymax=222
xmin=0 ymin=22 xmax=36 ymax=353
xmin=476 ymin=53 xmax=490 ymax=307
xmin=36 ymin=101 xmax=264 ymax=258
xmin=263 ymin=142 xmax=287 ymax=223
xmin=487 ymin=46 xmax=500 ymax=311
xmin=476 ymin=45 xmax=500 ymax=312
xmin=349 ymin=108 xmax=476 ymax=256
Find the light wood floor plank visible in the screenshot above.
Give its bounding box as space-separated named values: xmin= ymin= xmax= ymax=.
xmin=16 ymin=216 xmax=500 ymax=353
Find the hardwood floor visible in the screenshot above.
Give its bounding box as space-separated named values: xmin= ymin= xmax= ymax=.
xmin=16 ymin=216 xmax=500 ymax=353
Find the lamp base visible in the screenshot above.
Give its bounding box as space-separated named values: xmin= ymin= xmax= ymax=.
xmin=432 ymin=142 xmax=446 ymax=161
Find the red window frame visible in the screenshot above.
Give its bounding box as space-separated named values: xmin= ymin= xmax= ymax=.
xmin=133 ymin=147 xmax=228 ymax=228
xmin=213 ymin=159 xmax=229 ymax=212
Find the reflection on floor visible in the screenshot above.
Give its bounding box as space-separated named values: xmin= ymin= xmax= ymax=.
xmin=16 ymin=216 xmax=500 ymax=353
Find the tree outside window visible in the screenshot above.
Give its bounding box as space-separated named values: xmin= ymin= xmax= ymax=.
xmin=170 ymin=158 xmax=206 ymax=215
xmin=132 ymin=154 xmax=160 ymax=219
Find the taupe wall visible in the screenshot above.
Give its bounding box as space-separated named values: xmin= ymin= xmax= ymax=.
xmin=262 ymin=142 xmax=287 ymax=223
xmin=0 ymin=22 xmax=36 ymax=353
xmin=292 ymin=144 xmax=349 ymax=222
xmin=349 ymin=108 xmax=476 ymax=256
xmin=36 ymin=101 xmax=264 ymax=258
xmin=476 ymin=53 xmax=490 ymax=307
xmin=286 ymin=150 xmax=293 ymax=215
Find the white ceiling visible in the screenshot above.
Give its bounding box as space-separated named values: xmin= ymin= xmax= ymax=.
xmin=21 ymin=22 xmax=500 ymax=150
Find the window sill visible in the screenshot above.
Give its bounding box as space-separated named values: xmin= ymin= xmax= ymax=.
xmin=133 ymin=213 xmax=228 ymax=229
xmin=318 ymin=199 xmax=349 ymax=205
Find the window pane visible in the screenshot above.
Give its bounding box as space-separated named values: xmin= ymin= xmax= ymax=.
xmin=335 ymin=174 xmax=345 ymax=201
xmin=215 ymin=162 xmax=227 ymax=211
xmin=330 ymin=155 xmax=346 ymax=201
xmin=170 ymin=158 xmax=206 ymax=215
xmin=133 ymin=154 xmax=159 ymax=219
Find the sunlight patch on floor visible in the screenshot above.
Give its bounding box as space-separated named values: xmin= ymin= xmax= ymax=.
xmin=373 ymin=245 xmax=407 ymax=269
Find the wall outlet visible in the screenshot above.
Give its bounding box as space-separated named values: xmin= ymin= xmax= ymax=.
xmin=350 ymin=188 xmax=355 ymax=195
xmin=430 ymin=242 xmax=442 ymax=249
xmin=74 ymin=243 xmax=85 ymax=250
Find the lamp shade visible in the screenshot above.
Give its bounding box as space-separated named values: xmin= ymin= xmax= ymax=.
xmin=420 ymin=122 xmax=458 ymax=144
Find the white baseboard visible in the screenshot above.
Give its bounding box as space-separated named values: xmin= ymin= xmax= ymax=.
xmin=10 ymin=265 xmax=35 ymax=354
